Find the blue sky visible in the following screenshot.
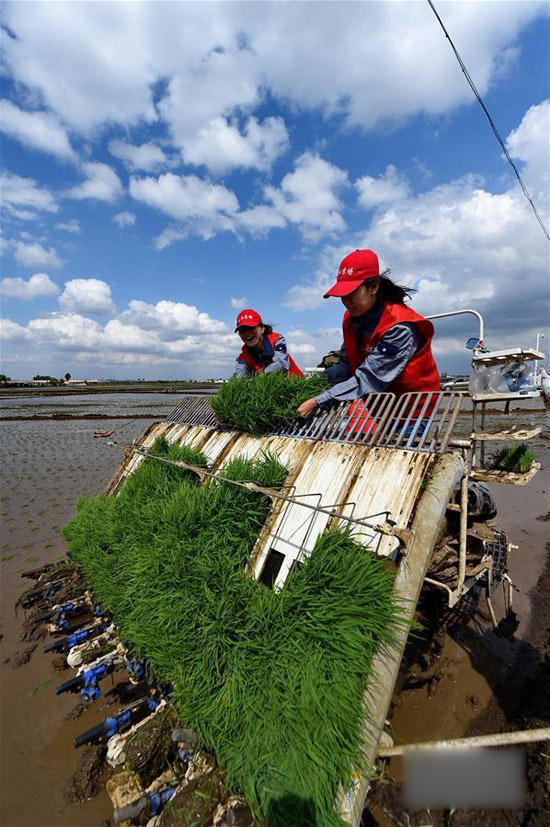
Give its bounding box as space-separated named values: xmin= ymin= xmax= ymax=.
xmin=1 ymin=1 xmax=548 ymax=379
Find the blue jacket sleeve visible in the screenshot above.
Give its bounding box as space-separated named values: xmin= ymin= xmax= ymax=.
xmin=232 ymin=358 xmax=252 ymax=378
xmin=316 ymin=324 xmax=421 ymax=409
xmin=264 ymin=334 xmax=291 ymax=374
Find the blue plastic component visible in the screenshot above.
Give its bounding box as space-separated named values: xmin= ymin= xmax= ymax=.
xmin=147 ymin=697 xmax=159 ymax=712
xmin=149 ymin=784 xmax=177 ymax=815
xmin=79 ymin=663 xmax=108 ymax=701
xmin=104 ymin=709 xmax=132 ymax=736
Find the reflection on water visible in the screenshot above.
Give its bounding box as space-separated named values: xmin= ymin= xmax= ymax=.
xmin=0 ymin=391 xmax=184 ymax=417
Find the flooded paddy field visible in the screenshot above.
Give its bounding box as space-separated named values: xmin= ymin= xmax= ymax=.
xmin=1 ymin=393 xmax=548 ymax=826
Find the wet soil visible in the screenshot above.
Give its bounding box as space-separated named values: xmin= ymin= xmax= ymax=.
xmin=0 ymin=395 xmax=182 ymax=826
xmin=1 ymin=394 xmax=548 ymax=826
xmin=124 ymin=707 xmax=178 ymax=788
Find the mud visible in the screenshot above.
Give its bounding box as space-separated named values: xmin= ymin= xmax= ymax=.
xmin=64 ymin=744 xmax=107 ymax=804
xmin=10 ymin=644 xmax=37 ymax=669
xmin=124 ymin=708 xmax=178 ymax=788
xmin=159 ymin=769 xmax=228 ymax=827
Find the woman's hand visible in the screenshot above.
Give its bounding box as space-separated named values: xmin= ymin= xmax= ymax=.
xmin=297 ymin=397 xmax=319 ymax=418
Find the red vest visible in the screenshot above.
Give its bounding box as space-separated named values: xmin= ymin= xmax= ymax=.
xmin=342 ymin=302 xmax=440 ymax=414
xmin=238 ymin=332 xmax=304 ymax=377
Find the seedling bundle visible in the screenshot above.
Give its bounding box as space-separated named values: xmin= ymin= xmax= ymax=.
xmin=65 ymin=437 xmax=402 ymax=825
xmin=211 ymin=372 xmax=328 ymax=434
xmin=492 ymin=443 xmax=536 ymax=473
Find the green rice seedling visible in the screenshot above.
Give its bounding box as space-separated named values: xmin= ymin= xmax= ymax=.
xmin=492 ymin=443 xmax=536 ymax=473
xmin=64 ymin=436 xmax=403 ymax=826
xmin=211 ymin=372 xmax=328 ymax=435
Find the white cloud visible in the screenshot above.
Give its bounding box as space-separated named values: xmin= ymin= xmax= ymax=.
xmin=181 ymin=115 xmax=289 ymax=175
xmin=0 ymin=319 xmax=32 ymax=341
xmin=55 ymin=219 xmax=80 ymax=233
xmin=2 ymin=2 xmax=543 ymax=145
xmin=0 ymin=99 xmax=77 ymax=161
xmin=1 ymin=273 xmax=59 ymax=300
xmin=288 ymin=342 xmax=316 ymax=356
xmin=505 ymin=99 xmax=550 ymax=195
xmin=59 ymin=279 xmax=116 ymax=316
xmin=2 ymin=297 xmax=235 ymax=374
xmin=27 ymin=312 xmax=103 ymax=349
xmin=236 ymin=205 xmax=286 ymax=235
xmin=1 ymin=172 xmax=58 ymax=218
xmin=108 ymin=139 xmax=172 ymax=172
xmin=12 ymin=241 xmax=62 ymax=270
xmin=355 ymin=165 xmax=410 ymax=209
xmin=121 ymin=299 xmax=228 ymax=336
xmin=284 ymin=243 xmax=349 ymax=311
xmin=264 ymin=152 xmax=349 ymax=241
xmin=130 ymin=172 xmax=239 ymax=242
xmin=66 ymin=162 xmax=123 ymax=202
xmin=113 ymin=211 xmax=136 ymax=228
xmin=230 ymin=297 xmax=247 ymax=310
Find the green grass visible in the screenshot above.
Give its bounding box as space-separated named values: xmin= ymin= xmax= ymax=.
xmin=492 ymin=443 xmax=536 ymax=473
xmin=211 ymin=372 xmax=328 ymax=435
xmin=64 ymin=436 xmax=402 ymax=826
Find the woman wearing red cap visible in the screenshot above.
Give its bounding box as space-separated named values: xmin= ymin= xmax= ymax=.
xmin=233 ymin=309 xmax=304 ymax=378
xmin=297 ymin=249 xmax=439 ymax=416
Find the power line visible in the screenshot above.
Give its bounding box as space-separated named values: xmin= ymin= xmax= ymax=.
xmin=426 ymin=0 xmax=550 ymax=243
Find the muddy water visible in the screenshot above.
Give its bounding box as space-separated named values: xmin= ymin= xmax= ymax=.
xmin=0 ymin=395 xmax=183 ymax=827
xmin=1 ymin=395 xmax=548 ymax=826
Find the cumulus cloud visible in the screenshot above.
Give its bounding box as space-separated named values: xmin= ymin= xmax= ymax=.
xmin=236 ymin=205 xmax=287 ymax=235
xmin=121 ymin=299 xmax=228 ymax=336
xmin=108 ymin=139 xmax=172 ymax=172
xmin=181 ymin=115 xmax=289 ymax=174
xmin=1 ymin=172 xmax=58 ymax=219
xmin=355 ymin=165 xmax=410 ymax=209
xmin=1 ymin=272 xmax=59 ymax=300
xmin=264 ymin=152 xmax=349 ymax=241
xmin=2 ymin=2 xmax=543 ymax=141
xmin=55 ymin=219 xmax=80 ymax=233
xmin=0 ymin=318 xmax=32 ymax=341
xmin=130 ymin=172 xmax=240 ymax=242
xmin=230 ymin=297 xmax=247 ymax=310
xmin=66 ymin=162 xmax=123 ymax=202
xmin=113 ymin=211 xmax=136 ymax=228
xmin=1 ymin=295 xmax=235 ymax=375
xmin=505 ymin=98 xmax=549 ymax=195
xmin=12 ymin=240 xmax=62 ymax=270
xmin=59 ymin=279 xmax=116 ymax=316
xmin=284 ymin=243 xmax=349 ymax=310
xmin=0 ymin=99 xmax=77 ymax=161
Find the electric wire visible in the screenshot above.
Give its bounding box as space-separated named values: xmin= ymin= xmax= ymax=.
xmin=426 ymin=0 xmax=550 ymax=242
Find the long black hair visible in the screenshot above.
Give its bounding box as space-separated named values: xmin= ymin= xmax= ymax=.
xmin=377 ymin=268 xmax=416 ymax=305
xmin=262 ymin=324 xmax=274 ymax=336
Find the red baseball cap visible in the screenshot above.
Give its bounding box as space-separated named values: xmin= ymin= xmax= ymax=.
xmin=235 ymin=308 xmax=263 ymax=331
xmin=323 ymin=249 xmax=380 ymax=298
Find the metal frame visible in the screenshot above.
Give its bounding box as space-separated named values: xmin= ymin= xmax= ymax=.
xmin=166 ymin=391 xmax=464 ymax=454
